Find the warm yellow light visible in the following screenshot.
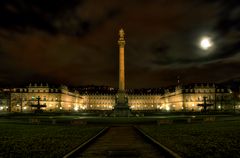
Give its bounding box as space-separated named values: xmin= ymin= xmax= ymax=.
xmin=166 ymin=106 xmax=170 ymax=111
xmin=74 ymin=106 xmax=79 ymax=111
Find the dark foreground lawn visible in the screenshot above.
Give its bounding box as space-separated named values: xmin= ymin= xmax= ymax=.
xmin=140 ymin=120 xmax=240 ymax=158
xmin=0 ymin=123 xmax=103 ymax=158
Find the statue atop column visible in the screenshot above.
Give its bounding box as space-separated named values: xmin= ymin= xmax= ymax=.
xmin=118 ymin=28 xmax=126 ymax=47
xmin=119 ymin=28 xmax=125 ymax=38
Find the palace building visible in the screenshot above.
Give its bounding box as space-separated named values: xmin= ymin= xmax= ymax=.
xmin=0 ymin=82 xmax=238 ymax=113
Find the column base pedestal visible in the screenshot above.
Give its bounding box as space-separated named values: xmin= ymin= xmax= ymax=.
xmin=113 ymin=103 xmax=131 ymax=117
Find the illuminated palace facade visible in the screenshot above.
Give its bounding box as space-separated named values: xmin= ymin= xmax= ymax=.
xmin=0 ymin=83 xmax=238 ymax=112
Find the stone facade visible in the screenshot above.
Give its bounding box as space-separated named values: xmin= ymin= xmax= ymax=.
xmin=9 ymin=84 xmax=82 ymax=112
xmin=0 ymin=83 xmax=238 ymax=112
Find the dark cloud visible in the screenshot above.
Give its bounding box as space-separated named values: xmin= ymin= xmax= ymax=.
xmin=0 ymin=0 xmax=240 ymax=88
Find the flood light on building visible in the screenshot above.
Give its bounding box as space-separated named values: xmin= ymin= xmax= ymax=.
xmin=23 ymin=106 xmax=27 ymax=110
xmin=0 ymin=106 xmax=3 ymax=110
xmin=74 ymin=106 xmax=79 ymax=111
xmin=59 ymin=107 xmax=62 ymax=110
xmin=17 ymin=104 xmax=20 ymax=107
xmin=218 ymin=106 xmax=221 ymax=109
xmin=166 ymin=106 xmax=170 ymax=111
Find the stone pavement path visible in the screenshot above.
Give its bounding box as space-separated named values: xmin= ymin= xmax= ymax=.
xmin=78 ymin=126 xmax=165 ymax=158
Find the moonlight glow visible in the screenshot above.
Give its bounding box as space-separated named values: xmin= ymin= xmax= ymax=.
xmin=200 ymin=37 xmax=213 ymax=50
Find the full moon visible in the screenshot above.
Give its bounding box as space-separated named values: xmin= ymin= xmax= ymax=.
xmin=200 ymin=37 xmax=213 ymax=50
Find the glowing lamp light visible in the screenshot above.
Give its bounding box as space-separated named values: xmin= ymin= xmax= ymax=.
xmin=23 ymin=106 xmax=27 ymax=110
xmin=0 ymin=106 xmax=3 ymax=110
xmin=166 ymin=106 xmax=170 ymax=111
xmin=200 ymin=37 xmax=212 ymax=50
xmin=74 ymin=106 xmax=79 ymax=111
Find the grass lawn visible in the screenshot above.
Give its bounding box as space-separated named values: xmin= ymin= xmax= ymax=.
xmin=140 ymin=120 xmax=240 ymax=158
xmin=0 ymin=123 xmax=104 ymax=158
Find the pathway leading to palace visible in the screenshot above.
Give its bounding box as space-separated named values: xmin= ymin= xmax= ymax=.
xmin=75 ymin=126 xmax=166 ymax=158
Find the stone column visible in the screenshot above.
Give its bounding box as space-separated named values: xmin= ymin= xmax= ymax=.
xmin=113 ymin=28 xmax=130 ymax=117
xmin=118 ymin=28 xmax=126 ymax=92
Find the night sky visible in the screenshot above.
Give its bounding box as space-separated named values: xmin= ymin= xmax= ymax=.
xmin=0 ymin=0 xmax=240 ymax=88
